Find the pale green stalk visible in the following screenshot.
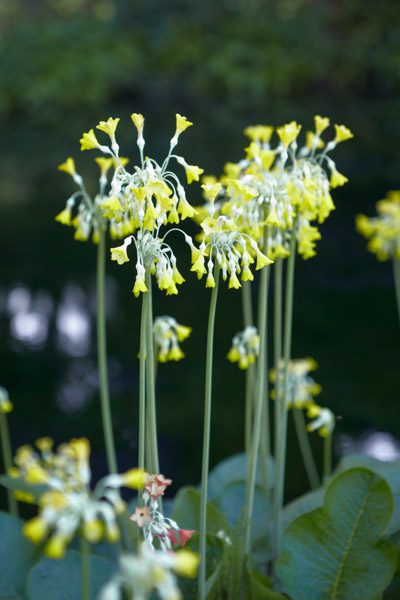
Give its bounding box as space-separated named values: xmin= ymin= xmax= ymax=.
xmin=393 ymin=259 xmax=400 ymax=325
xmin=138 ymin=286 xmax=147 ymax=473
xmin=323 ymin=433 xmax=333 ymax=483
xmin=97 ymin=227 xmax=118 ymax=474
xmin=145 ymin=274 xmax=159 ymax=475
xmin=243 ymin=228 xmax=271 ymax=555
xmin=272 ymin=220 xmax=298 ymax=567
xmin=80 ymin=535 xmax=90 ymax=600
xmin=241 ymin=282 xmax=255 ymax=453
xmin=198 ymin=267 xmax=220 ymax=600
xmin=293 ymin=408 xmax=320 ymax=490
xmin=273 ymin=258 xmax=283 ymax=457
xmin=0 ymin=412 xmax=18 ymax=516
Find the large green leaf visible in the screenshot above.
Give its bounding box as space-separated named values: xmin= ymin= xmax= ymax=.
xmin=26 ymin=550 xmax=116 ymax=600
xmin=0 ymin=511 xmax=39 ymax=599
xmin=335 ymin=455 xmax=400 ymax=535
xmin=171 ymin=486 xmax=230 ymax=534
xmin=277 ymin=468 xmax=397 ymax=600
xmin=208 ymin=453 xmax=274 ymax=500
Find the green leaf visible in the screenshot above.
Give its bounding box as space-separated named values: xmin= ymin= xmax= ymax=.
xmin=171 ymin=486 xmax=230 ymax=534
xmin=283 ymin=487 xmax=325 ymax=528
xmin=277 ymin=468 xmax=397 ymax=600
xmin=0 ymin=511 xmax=39 ymax=598
xmin=246 ymin=570 xmax=286 ymax=599
xmin=208 ymin=453 xmax=274 ymax=500
xmin=335 ymin=455 xmax=400 ymax=535
xmin=26 ymin=550 xmax=116 ymax=600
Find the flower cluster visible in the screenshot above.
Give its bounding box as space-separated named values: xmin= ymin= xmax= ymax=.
xmin=130 ymin=474 xmax=194 ymax=552
xmin=153 ymin=316 xmax=192 ymax=362
xmin=0 ymin=385 xmax=13 ymax=414
xmin=227 ymin=326 xmax=260 ymax=369
xmin=356 ymin=190 xmax=400 ymax=261
xmin=11 ymin=437 xmax=144 ymax=558
xmin=100 ymin=543 xmax=199 ymax=600
xmin=77 ymin=114 xmax=202 ymax=297
xmin=202 ymin=116 xmax=353 ymax=261
xmin=190 ymin=214 xmax=272 ymax=288
xmin=55 ymin=155 xmax=127 ymax=243
xmin=270 ymin=357 xmax=321 ymax=409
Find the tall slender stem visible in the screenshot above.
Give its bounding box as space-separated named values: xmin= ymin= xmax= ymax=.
xmin=80 ymin=535 xmax=90 ymax=600
xmin=0 ymin=412 xmax=18 ymax=516
xmin=393 ymin=259 xmax=400 ymax=326
xmin=273 ymin=258 xmax=283 ymax=457
xmin=138 ymin=287 xmax=147 ymax=473
xmin=293 ymin=408 xmax=320 ymax=490
xmin=145 ymin=274 xmax=159 ymax=475
xmin=243 ymin=228 xmax=271 ymax=555
xmin=198 ymin=267 xmax=220 ymax=600
xmin=241 ymin=282 xmax=255 ymax=454
xmin=273 ymin=219 xmax=298 ymax=568
xmin=323 ymin=433 xmax=332 ymax=483
xmin=97 ymin=228 xmax=118 ymax=474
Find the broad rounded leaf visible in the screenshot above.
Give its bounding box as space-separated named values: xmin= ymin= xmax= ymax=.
xmin=171 ymin=486 xmax=229 ymax=534
xmin=277 ymin=468 xmax=397 ymax=600
xmin=208 ymin=453 xmax=274 ymax=500
xmin=27 ymin=550 xmax=116 ymax=600
xmin=0 ymin=511 xmax=39 ymax=598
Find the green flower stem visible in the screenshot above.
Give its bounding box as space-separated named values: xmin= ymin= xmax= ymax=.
xmin=199 ymin=266 xmax=220 ymax=600
xmin=80 ymin=535 xmax=90 ymax=600
xmin=293 ymin=408 xmax=320 ymax=490
xmin=273 ymin=220 xmax=298 ymax=567
xmin=138 ymin=285 xmax=148 ymax=474
xmin=241 ymin=282 xmax=255 ymax=454
xmin=323 ymin=433 xmax=333 ymax=483
xmin=0 ymin=412 xmax=18 ymax=516
xmin=243 ymin=229 xmax=271 ymax=556
xmin=393 ymin=259 xmax=400 ymax=325
xmin=273 ymin=258 xmax=283 ymax=457
xmin=97 ymin=228 xmax=118 ymax=474
xmin=145 ymin=274 xmax=160 ymax=475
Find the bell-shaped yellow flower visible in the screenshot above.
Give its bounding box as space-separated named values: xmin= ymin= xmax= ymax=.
xmin=58 ymin=157 xmax=76 ymax=177
xmin=314 ymin=115 xmax=330 ymax=136
xmin=80 ymin=129 xmax=100 ymax=151
xmin=96 ymin=117 xmax=120 ymax=138
xmin=175 ymin=113 xmax=193 ymax=135
xmin=277 ymin=121 xmax=302 ymax=146
xmin=334 ymin=124 xmax=354 ymax=143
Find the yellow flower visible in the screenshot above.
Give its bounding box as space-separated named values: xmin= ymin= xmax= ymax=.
xmin=254 ymin=248 xmax=273 ymax=270
xmin=69 ymin=438 xmax=90 ymax=462
xmin=23 ymin=517 xmax=48 ymax=543
xmin=229 ymin=271 xmax=241 ymax=289
xmin=102 ymin=196 xmax=123 ymax=218
xmin=277 ymin=121 xmax=302 ymax=146
xmin=122 ymin=468 xmax=146 ymax=489
xmin=334 ymin=124 xmax=354 ymax=143
xmin=201 ymin=182 xmax=222 ymax=202
xmin=0 ymin=398 xmax=13 ymax=413
xmin=206 ymin=272 xmax=215 ymax=287
xmin=306 ymin=131 xmax=324 ymax=151
xmin=184 ymin=163 xmax=204 ymax=184
xmin=57 ymin=157 xmax=76 ymax=177
xmin=176 ymin=325 xmax=192 ymax=341
xmin=83 ymin=519 xmax=104 ymax=543
xmin=96 ymin=117 xmax=120 ymax=138
xmin=169 ymin=346 xmax=185 ymax=360
xmin=35 ymin=437 xmax=53 ymax=452
xmin=175 ymin=114 xmax=193 ymax=135
xmin=314 ymin=115 xmax=330 ymax=136
xmin=55 ymin=207 xmax=72 ymax=226
xmin=110 ymin=243 xmax=130 ymax=265
xmin=40 ymin=490 xmax=69 ymax=510
xmin=330 ymin=169 xmax=348 ymax=188
xmin=44 ymin=534 xmax=69 ymax=559
xmin=178 ymin=196 xmax=197 ymax=219
xmin=131 ymin=112 xmax=145 ymax=133
xmin=244 ymin=125 xmax=274 ymax=143
xmin=95 ymin=157 xmax=114 ymax=175
xmin=174 ymin=550 xmax=200 ymax=578
xmin=80 ymin=129 xmax=100 ymax=151
xmin=25 ymin=464 xmax=49 ymax=485
xmin=133 ymin=276 xmax=148 ymax=297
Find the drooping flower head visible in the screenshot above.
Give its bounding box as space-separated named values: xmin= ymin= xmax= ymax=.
xmin=356 ymin=191 xmax=400 ymax=261
xmin=270 ymin=357 xmax=321 ymax=409
xmin=306 ymin=404 xmax=335 ymax=438
xmin=89 ymin=113 xmax=203 ymax=296
xmin=12 ymin=437 xmax=144 ymax=558
xmin=154 ymin=316 xmax=192 ymax=362
xmin=227 ymin=326 xmax=260 ymax=369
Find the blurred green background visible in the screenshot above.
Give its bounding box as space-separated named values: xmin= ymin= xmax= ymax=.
xmin=1 ymin=0 xmax=399 ymax=506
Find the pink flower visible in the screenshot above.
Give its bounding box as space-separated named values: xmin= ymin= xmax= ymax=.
xmin=144 ymin=473 xmax=173 ymax=498
xmin=130 ymin=506 xmax=152 ymax=528
xmin=179 ymin=529 xmax=195 ymax=546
